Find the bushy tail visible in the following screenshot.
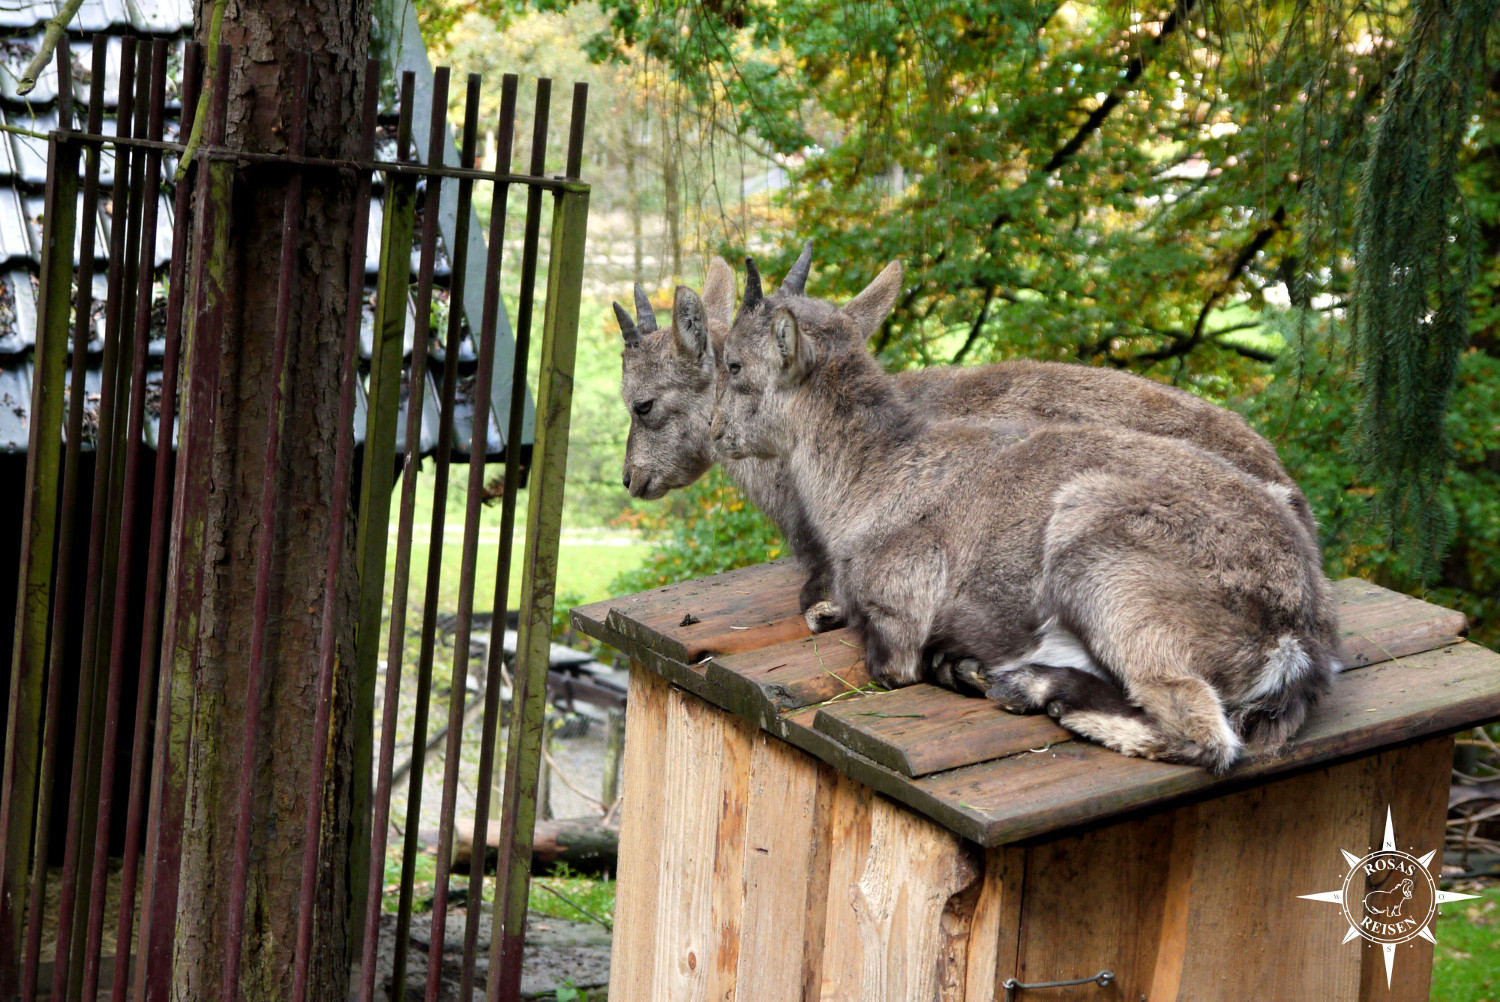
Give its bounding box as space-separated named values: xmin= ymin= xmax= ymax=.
xmin=1230 ymin=634 xmax=1336 ymax=753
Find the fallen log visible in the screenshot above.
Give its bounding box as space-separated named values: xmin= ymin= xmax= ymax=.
xmin=453 ymin=815 xmax=620 ymax=876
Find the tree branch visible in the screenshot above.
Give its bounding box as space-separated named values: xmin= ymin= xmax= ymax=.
xmin=16 ymin=0 xmax=82 ymax=97
xmin=1041 ymin=0 xmax=1198 ymax=173
xmin=877 ymin=0 xmax=1198 ymax=351
xmin=950 ymin=285 xmax=998 ymax=365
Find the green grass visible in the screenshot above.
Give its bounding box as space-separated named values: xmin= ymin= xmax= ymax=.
xmin=525 ymin=863 xmax=616 ymax=929
xmin=1432 ymin=886 xmax=1500 ymax=1001
xmin=382 ymin=460 xmax=648 ymax=615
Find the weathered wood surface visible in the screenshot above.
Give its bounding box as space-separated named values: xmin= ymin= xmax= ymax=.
xmin=574 ymin=571 xmax=1500 ymax=847
xmin=607 ymin=651 xmax=1455 ymax=1001
xmin=573 ymin=559 xmax=806 ymax=664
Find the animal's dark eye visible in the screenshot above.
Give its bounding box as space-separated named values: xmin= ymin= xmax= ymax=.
xmin=633 ymin=400 xmax=653 ymax=416
xmin=727 ymin=362 xmax=741 ymax=376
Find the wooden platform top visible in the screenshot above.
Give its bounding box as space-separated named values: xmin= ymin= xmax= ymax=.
xmin=572 ymin=561 xmax=1500 ymax=846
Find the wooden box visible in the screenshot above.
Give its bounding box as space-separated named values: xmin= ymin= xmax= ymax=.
xmin=572 ymin=562 xmax=1500 ymax=1001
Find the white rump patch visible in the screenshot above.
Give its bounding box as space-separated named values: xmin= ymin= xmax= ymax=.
xmin=1263 ymin=482 xmax=1295 ymax=507
xmin=1246 ymin=634 xmax=1313 ymax=701
xmin=993 ymin=618 xmax=1103 ymax=678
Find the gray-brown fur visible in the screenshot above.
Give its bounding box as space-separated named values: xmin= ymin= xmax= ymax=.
xmin=617 ymin=252 xmax=1317 ymax=632
xmin=708 ymin=266 xmax=1339 ymax=773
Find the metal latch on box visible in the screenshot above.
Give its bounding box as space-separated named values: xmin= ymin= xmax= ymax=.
xmin=1002 ymin=970 xmax=1115 ymax=1000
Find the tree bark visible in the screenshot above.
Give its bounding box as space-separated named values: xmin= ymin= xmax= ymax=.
xmin=453 ymin=816 xmax=620 ymax=877
xmin=172 ymin=3 xmax=369 ymax=1000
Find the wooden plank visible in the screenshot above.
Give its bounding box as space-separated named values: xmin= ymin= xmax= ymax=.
xmin=813 ymin=684 xmax=1069 ymax=778
xmin=1144 ymin=804 xmax=1198 ymax=1002
xmin=582 ymin=570 xmax=1497 ymax=848
xmin=904 ymin=641 xmax=1500 ymax=846
xmin=649 ymin=682 xmax=753 ymax=999
xmin=706 ymin=628 xmax=872 ymax=719
xmin=571 ymin=559 xmax=807 ymax=663
xmin=735 ymin=732 xmax=836 ymax=1002
xmin=1356 ymin=736 xmax=1452 ymax=1001
xmin=962 ymin=847 xmax=1025 ymax=1002
xmin=815 ymin=773 xmax=983 ymax=1001
xmin=1172 ymin=758 xmax=1371 ymax=1000
xmin=1332 ymin=577 xmax=1468 ymax=668
xmin=608 ymin=667 xmax=671 ymax=1000
xmin=1012 ymin=809 xmax=1177 ymax=1000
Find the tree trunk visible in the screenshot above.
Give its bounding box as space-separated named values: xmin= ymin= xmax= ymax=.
xmin=662 ymin=137 xmax=681 ymax=281
xmin=623 ymin=112 xmax=642 ymax=283
xmin=171 ymin=4 xmax=370 ymax=1000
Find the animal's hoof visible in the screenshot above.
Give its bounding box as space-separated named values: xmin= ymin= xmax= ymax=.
xmin=1046 ymin=700 xmax=1066 ymax=720
xmin=804 ymin=601 xmax=845 ymax=634
xmin=952 ymin=657 xmax=986 ymax=690
xmin=984 ymin=668 xmax=1047 ymax=713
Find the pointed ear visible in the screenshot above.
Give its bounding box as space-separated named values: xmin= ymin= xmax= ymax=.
xmin=672 ymin=285 xmax=710 ymax=360
xmin=840 ymin=260 xmax=903 ymax=340
xmin=701 ymin=257 xmax=735 ymax=329
xmin=771 ymin=308 xmax=805 ymax=376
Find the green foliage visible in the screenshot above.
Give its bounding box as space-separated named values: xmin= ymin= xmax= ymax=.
xmin=487 ymin=0 xmax=1500 ymax=573
xmin=1351 ymin=0 xmax=1499 ymax=576
xmin=1239 ymin=319 xmax=1500 ymax=648
xmin=609 ymin=468 xmax=783 ymax=595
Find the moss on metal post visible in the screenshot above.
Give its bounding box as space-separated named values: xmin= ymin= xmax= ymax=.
xmin=0 ymin=132 xmax=79 ymax=993
xmin=488 ymin=185 xmax=589 ymax=1001
xmin=348 ymin=78 xmax=417 ymax=951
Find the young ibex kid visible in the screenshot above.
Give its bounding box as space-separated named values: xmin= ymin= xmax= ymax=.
xmin=617 ymin=248 xmax=1317 ymax=634
xmin=708 ymin=261 xmax=1339 ymax=772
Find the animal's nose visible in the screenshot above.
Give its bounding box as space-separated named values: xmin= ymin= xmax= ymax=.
xmin=622 ymin=469 xmax=632 ymax=489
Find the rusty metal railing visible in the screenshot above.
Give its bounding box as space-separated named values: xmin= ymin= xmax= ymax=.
xmin=0 ymin=39 xmax=590 ymax=1002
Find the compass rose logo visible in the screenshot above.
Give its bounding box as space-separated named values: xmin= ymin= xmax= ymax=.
xmin=1299 ymin=807 xmax=1478 ymax=987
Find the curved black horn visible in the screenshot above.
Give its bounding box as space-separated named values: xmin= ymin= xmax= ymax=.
xmin=741 ymin=257 xmax=764 ymax=315
xmin=613 ymin=301 xmax=641 ymax=347
xmin=633 ymin=283 xmax=659 ymax=334
xmin=781 ymin=240 xmax=813 ymax=296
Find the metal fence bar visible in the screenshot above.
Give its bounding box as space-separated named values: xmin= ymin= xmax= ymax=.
xmin=0 ymin=41 xmax=592 ymax=999
xmin=220 ymin=48 xmax=311 ymax=1002
xmin=134 ymin=47 xmax=232 ymax=1002
xmin=349 ymin=71 xmax=417 ymax=955
xmin=49 ymin=37 xmax=139 ymax=1002
xmin=79 ymin=38 xmax=169 ymax=1002
xmin=489 ymin=168 xmax=590 ymax=1002
xmin=390 ymin=70 xmax=483 ymax=1001
xmin=490 ymin=82 xmax=590 ymax=999
xmin=459 ymin=72 xmax=553 ymax=1002
xmin=14 ymin=39 xmax=97 ymax=1002
xmin=356 ymin=61 xmax=450 ymax=1002
xmin=112 ymin=40 xmax=202 ymax=1002
xmin=52 ymin=131 xmax=587 ymax=194
xmin=0 ymin=40 xmax=80 ymax=1000
xmin=422 ymin=72 xmax=523 ymax=1002
xmin=65 ymin=51 xmax=154 ymax=993
xmin=286 ymin=56 xmax=381 ymax=1002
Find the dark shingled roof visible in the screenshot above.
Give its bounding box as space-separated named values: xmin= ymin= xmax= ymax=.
xmin=0 ymin=4 xmax=518 ymax=463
